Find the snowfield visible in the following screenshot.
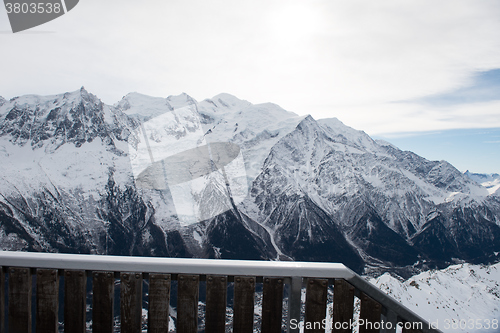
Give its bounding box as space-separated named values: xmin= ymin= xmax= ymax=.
xmin=371 ymin=263 xmax=500 ymax=333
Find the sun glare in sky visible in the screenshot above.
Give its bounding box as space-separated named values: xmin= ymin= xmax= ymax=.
xmin=268 ymin=3 xmax=324 ymax=42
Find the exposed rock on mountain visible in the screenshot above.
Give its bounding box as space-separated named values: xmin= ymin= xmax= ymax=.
xmin=1 ymin=89 xmax=499 ymax=274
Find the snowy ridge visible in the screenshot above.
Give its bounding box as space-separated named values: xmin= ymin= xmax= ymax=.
xmin=115 ymin=92 xmax=196 ymax=122
xmin=197 ymin=94 xmax=306 ymax=181
xmin=318 ymin=117 xmax=381 ymax=154
xmin=371 ymin=262 xmax=500 ymax=333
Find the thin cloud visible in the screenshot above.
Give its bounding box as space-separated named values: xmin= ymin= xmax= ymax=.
xmin=413 ymin=69 xmax=500 ymax=106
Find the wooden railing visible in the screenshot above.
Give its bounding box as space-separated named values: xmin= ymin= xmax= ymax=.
xmin=0 ymin=251 xmax=441 ymax=333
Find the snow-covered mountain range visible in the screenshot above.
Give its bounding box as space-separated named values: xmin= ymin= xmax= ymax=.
xmin=465 ymin=171 xmax=500 ymax=196
xmin=1 ymin=88 xmax=499 ymax=275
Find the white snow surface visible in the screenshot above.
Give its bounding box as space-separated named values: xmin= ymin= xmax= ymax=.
xmin=319 ymin=117 xmax=381 ymax=154
xmin=197 ymin=94 xmax=306 ymax=181
xmin=115 ymin=92 xmax=195 ymax=121
xmin=371 ymin=263 xmax=500 ymax=333
xmin=116 ymin=91 xmax=306 ymax=184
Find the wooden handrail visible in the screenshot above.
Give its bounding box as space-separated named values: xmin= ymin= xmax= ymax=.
xmin=0 ymin=251 xmax=441 ymax=333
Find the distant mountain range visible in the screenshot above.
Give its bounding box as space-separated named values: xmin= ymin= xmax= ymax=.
xmin=1 ymin=88 xmax=499 ymax=275
xmin=464 ymin=171 xmax=500 ymax=195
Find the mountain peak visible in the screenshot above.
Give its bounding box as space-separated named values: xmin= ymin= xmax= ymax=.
xmin=318 ymin=117 xmax=366 ymax=138
xmin=203 ymin=93 xmax=252 ymax=110
xmin=296 ymin=114 xmax=317 ymax=128
xmin=166 ymin=92 xmax=197 ymax=108
xmin=60 ymin=87 xmax=100 ymax=105
xmin=116 ymin=92 xmax=171 ymax=119
xmin=0 ymin=88 xmax=108 ymax=148
xmin=318 ymin=117 xmax=378 ymax=152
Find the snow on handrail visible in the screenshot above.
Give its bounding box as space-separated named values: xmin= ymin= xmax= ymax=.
xmin=0 ymin=251 xmax=355 ymax=278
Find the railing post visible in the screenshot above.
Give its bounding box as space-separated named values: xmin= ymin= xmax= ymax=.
xmin=177 ymin=274 xmax=200 ymax=333
xmin=148 ymin=274 xmax=171 ymax=333
xmin=64 ymin=270 xmax=87 ymax=333
xmin=261 ymin=277 xmax=284 ymax=333
xmin=333 ymin=279 xmax=355 ymax=333
xmin=359 ymin=292 xmax=382 ymax=333
xmin=304 ymin=279 xmax=328 ymax=333
xmin=120 ymin=272 xmax=143 ymax=333
xmin=8 ymin=267 xmax=32 ymax=333
xmin=205 ymin=275 xmax=227 ymax=333
xmin=1 ymin=267 xmax=5 ymax=333
xmin=382 ymin=310 xmax=398 ymax=333
xmin=92 ymin=271 xmax=115 ymax=333
xmin=287 ymin=277 xmax=302 ymax=333
xmin=36 ymin=269 xmax=59 ymax=333
xmin=233 ymin=276 xmax=255 ymax=333
xmin=0 ymin=266 xmax=5 ymax=333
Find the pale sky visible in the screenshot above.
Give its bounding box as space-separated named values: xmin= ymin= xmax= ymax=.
xmin=1 ymin=0 xmax=500 ymax=172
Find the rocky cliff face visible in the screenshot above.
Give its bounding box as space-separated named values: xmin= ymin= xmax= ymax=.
xmin=1 ymin=89 xmax=499 ymax=274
